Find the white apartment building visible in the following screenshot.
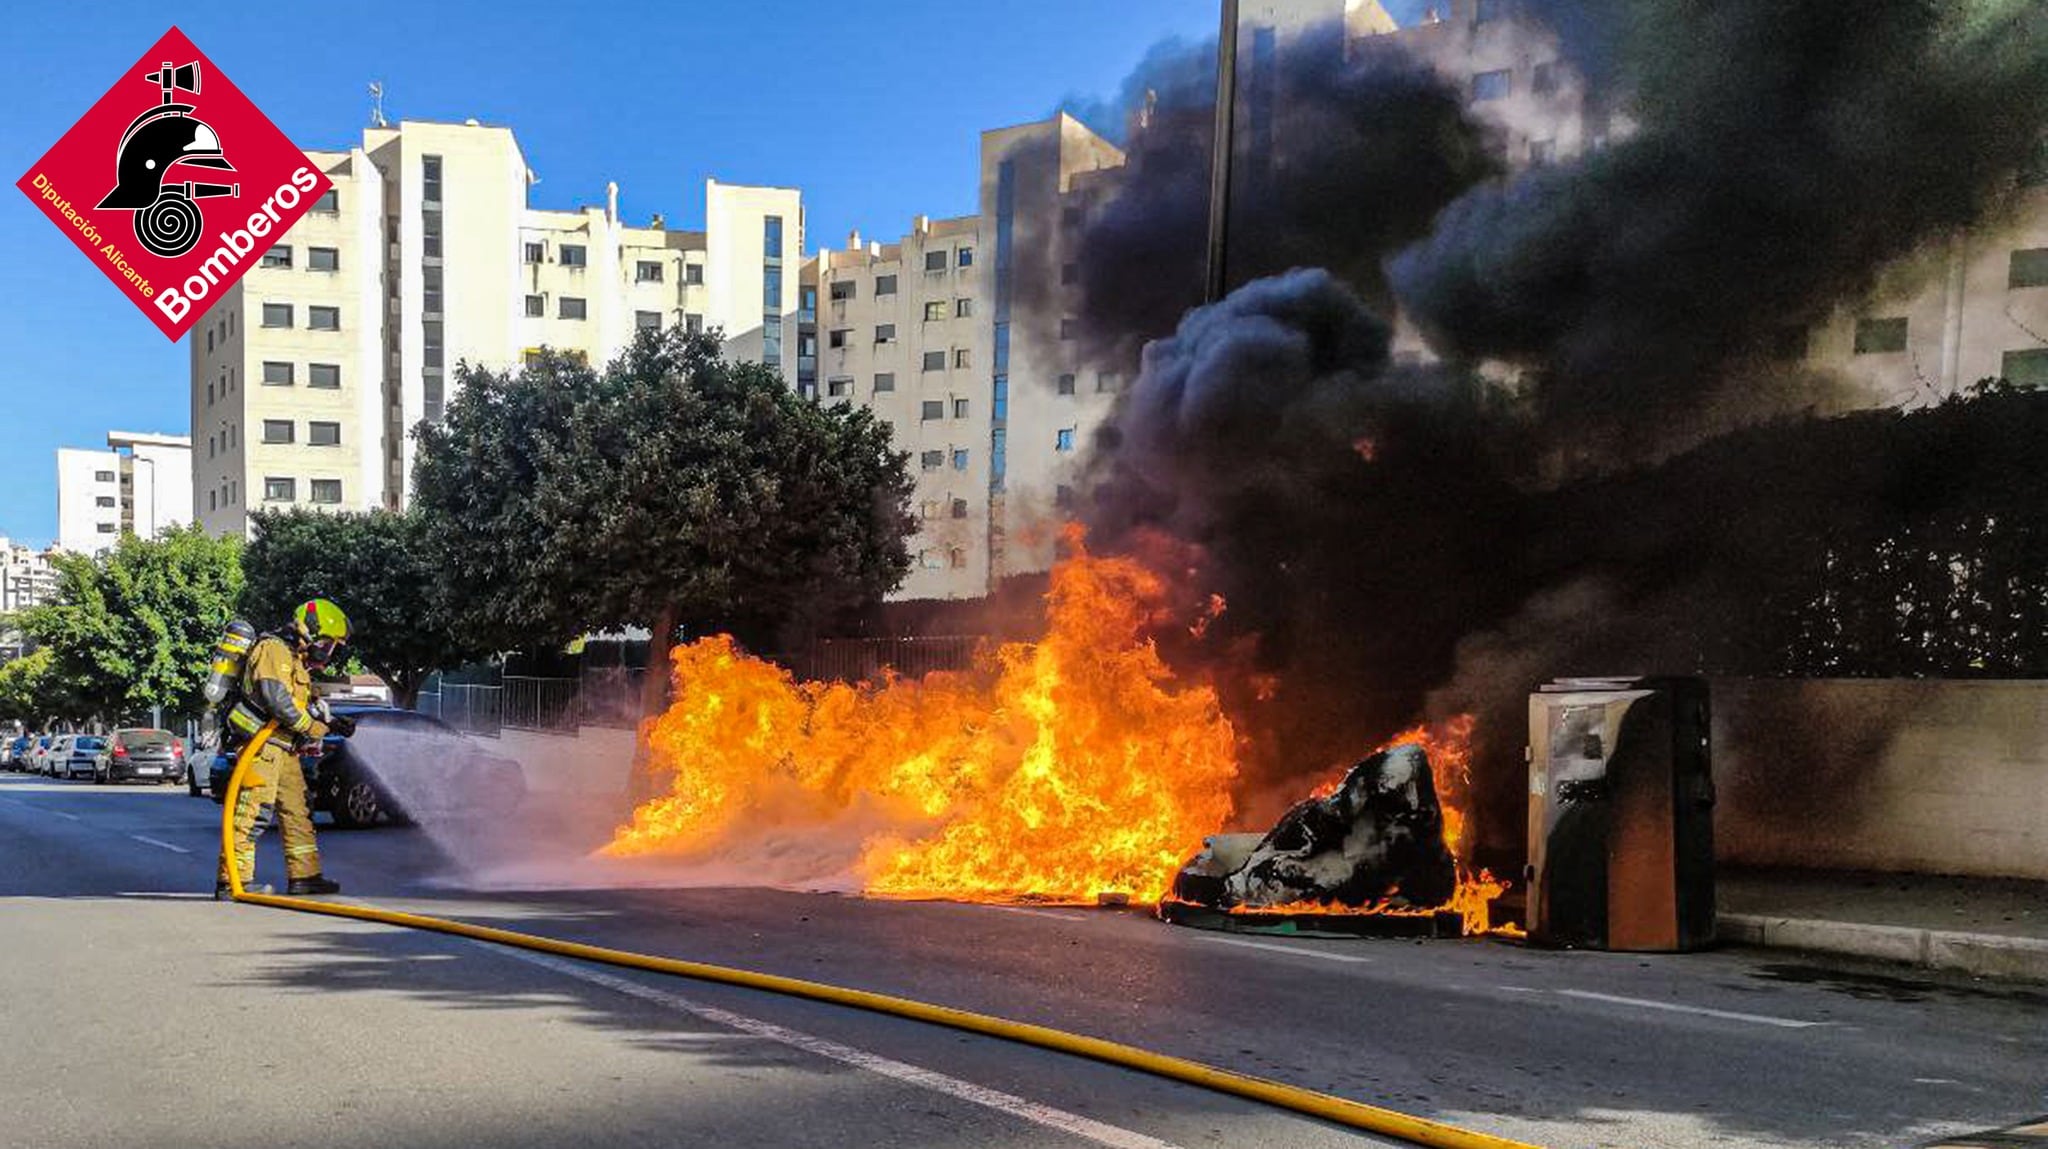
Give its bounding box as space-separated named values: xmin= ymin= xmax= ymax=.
xmin=193 ymin=119 xmax=802 ymax=538
xmin=55 ymin=431 xmax=192 ymax=554
xmin=0 ymin=537 xmax=59 ymax=615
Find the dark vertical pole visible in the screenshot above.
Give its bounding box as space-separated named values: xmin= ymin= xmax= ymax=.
xmin=1204 ymin=0 xmax=1240 ymax=304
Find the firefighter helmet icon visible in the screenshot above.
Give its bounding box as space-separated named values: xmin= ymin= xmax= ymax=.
xmin=95 ymin=60 xmax=240 ymax=258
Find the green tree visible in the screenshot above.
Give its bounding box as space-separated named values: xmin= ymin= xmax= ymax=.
xmin=22 ymin=525 xmax=244 ymax=723
xmin=241 ymin=507 xmax=489 ymax=708
xmin=0 ymin=647 xmax=70 ymax=727
xmin=413 ymin=327 xmax=915 ymax=703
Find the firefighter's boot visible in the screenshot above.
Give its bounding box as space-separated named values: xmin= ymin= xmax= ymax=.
xmin=287 ymin=874 xmax=341 ymax=896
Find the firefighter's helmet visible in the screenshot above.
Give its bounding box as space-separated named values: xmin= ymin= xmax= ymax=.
xmin=292 ymin=599 xmax=352 ymax=668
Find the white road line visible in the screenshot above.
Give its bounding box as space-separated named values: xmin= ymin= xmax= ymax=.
xmin=1192 ymin=935 xmax=1372 ymax=964
xmin=47 ymin=810 xmax=81 ymax=821
xmin=115 ymin=892 xmax=213 ymax=899
xmin=494 ymin=946 xmax=1184 ymax=1149
xmin=978 ymin=905 xmax=1089 ymax=922
xmin=1554 ymin=989 xmax=1826 ymax=1029
xmin=129 ymin=835 xmax=191 ymax=855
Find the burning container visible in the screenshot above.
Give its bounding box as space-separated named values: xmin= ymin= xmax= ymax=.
xmin=1526 ymin=677 xmax=1714 ymax=951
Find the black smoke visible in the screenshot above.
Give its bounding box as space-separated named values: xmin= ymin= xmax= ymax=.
xmin=1065 ymin=5 xmax=2048 ymax=858
xmin=1388 ymin=0 xmax=2048 ymax=441
xmin=1060 ymin=24 xmax=1499 ymax=368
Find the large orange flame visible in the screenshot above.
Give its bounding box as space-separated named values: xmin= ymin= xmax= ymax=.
xmin=604 ymin=526 xmax=1506 ymax=933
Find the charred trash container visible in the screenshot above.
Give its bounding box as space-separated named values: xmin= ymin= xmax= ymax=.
xmin=1526 ymin=677 xmax=1714 ymax=951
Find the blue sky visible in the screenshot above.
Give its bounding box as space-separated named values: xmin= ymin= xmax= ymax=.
xmin=0 ymin=0 xmax=1429 ymax=547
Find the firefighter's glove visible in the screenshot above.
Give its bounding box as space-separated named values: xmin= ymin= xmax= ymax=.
xmin=327 ymin=713 xmax=357 ymax=739
xmin=294 ymin=736 xmax=327 ymax=758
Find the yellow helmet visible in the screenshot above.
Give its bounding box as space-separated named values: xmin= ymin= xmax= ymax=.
xmin=292 ymin=598 xmax=351 ymax=666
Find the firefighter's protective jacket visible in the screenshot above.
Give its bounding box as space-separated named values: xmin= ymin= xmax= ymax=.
xmin=242 ymin=635 xmax=328 ymax=740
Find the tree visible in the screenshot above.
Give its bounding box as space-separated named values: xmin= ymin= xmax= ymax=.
xmin=0 ymin=647 xmax=70 ymax=728
xmin=242 ymin=508 xmax=492 ymax=708
xmin=22 ymin=525 xmax=244 ymax=723
xmin=413 ymin=327 xmax=915 ymax=719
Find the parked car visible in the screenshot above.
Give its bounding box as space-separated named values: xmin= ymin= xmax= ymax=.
xmin=4 ymin=734 xmax=29 ymax=769
xmin=210 ymin=706 xmax=525 ymax=827
xmin=51 ymin=735 xmax=105 ymax=781
xmin=95 ymin=728 xmax=186 ymax=785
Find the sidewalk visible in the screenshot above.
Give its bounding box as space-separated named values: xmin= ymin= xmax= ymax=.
xmin=1718 ymin=867 xmax=2048 ymax=981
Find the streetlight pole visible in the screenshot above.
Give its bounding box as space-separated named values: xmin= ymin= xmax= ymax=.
xmin=1204 ymin=0 xmax=1241 ymax=305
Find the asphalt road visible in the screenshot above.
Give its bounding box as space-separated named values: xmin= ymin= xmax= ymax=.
xmin=1 ymin=770 xmax=2042 ymax=1149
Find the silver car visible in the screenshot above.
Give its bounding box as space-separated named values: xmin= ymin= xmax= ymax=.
xmin=50 ymin=735 xmax=105 ymax=781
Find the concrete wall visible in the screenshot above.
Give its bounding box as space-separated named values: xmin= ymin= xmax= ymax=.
xmin=1713 ymin=678 xmax=2048 ymax=880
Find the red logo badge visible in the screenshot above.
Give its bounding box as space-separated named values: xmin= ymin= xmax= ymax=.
xmin=15 ymin=27 xmax=332 ymax=342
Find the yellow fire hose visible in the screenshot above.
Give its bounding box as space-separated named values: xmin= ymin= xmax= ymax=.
xmin=222 ymin=723 xmax=1538 ymax=1149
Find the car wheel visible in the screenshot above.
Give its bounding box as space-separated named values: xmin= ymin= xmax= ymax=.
xmin=329 ymin=768 xmax=383 ymax=829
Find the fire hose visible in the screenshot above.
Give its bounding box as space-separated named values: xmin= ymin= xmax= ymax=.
xmin=222 ymin=722 xmax=1539 ymax=1149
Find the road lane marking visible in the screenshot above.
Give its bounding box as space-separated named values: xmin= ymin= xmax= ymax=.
xmin=1192 ymin=935 xmax=1372 ymax=964
xmin=115 ymin=892 xmax=213 ymax=899
xmin=496 ymin=946 xmax=1185 ymax=1149
xmin=1554 ymin=989 xmax=1826 ymax=1028
xmin=47 ymin=810 xmax=81 ymax=821
xmin=129 ymin=835 xmax=191 ymax=855
xmin=978 ymin=905 xmax=1089 ymax=922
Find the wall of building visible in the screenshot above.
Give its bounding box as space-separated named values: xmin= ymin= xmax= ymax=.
xmin=706 ymin=180 xmax=804 ymax=380
xmin=54 ymin=448 xmax=120 ymax=553
xmin=1713 ymin=678 xmax=2048 ymax=880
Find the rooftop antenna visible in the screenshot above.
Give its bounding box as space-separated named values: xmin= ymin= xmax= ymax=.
xmin=368 ymin=81 xmax=388 ymax=129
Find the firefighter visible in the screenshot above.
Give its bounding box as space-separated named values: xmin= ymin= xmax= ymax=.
xmin=214 ymin=598 xmax=357 ymax=900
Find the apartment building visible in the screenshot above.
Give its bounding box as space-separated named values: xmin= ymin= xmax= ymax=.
xmin=814 ymin=215 xmax=990 ymax=598
xmin=192 ymin=120 xmax=803 ymax=538
xmin=55 ymin=431 xmax=192 ymax=554
xmin=0 ymin=537 xmax=60 ymax=613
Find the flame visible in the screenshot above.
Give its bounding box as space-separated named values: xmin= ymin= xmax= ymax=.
xmin=603 ymin=526 xmax=1239 ymax=904
xmin=604 ymin=525 xmax=1506 ymax=935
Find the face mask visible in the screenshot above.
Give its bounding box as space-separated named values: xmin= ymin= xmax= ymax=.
xmin=306 ymin=638 xmax=343 ymax=668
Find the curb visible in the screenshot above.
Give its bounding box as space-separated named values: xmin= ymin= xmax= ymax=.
xmin=1718 ymin=913 xmax=2048 ymax=982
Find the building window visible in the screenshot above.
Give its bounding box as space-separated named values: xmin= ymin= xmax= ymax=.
xmin=262 ymin=303 xmax=293 ymax=328
xmin=309 ymin=421 xmax=341 ymax=447
xmin=421 ymin=155 xmax=442 ymax=202
xmin=1532 ymin=61 xmax=1560 ymax=96
xmin=1096 ymin=371 xmax=1120 ymax=393
xmin=421 ymin=265 xmax=443 ymax=315
xmin=955 ymin=298 xmax=974 ymax=318
xmin=263 ymin=477 xmax=296 ymax=502
xmin=1529 ymin=139 xmax=1556 ymax=166
xmin=764 ymin=265 xmax=783 ymax=309
xmin=953 ymin=348 xmax=971 ymax=368
xmin=830 ymin=280 xmax=855 ymax=301
xmin=685 ymin=313 xmax=704 ymax=335
xmin=635 ymin=310 xmax=662 ymax=331
xmin=829 ymin=328 xmax=849 ymax=349
xmin=309 ymin=363 xmax=340 ymax=389
xmin=921 ymin=400 xmax=944 ymax=420
xmin=875 ymin=274 xmax=897 ymax=296
xmin=560 ymin=244 xmax=587 ymax=268
xmin=763 ymin=314 xmax=782 ymax=363
xmin=313 ymin=189 xmax=338 ymax=213
xmin=1057 ymin=373 xmax=1076 ymax=395
xmin=1059 ymin=318 xmax=1077 ymax=340
xmin=262 ymin=420 xmax=295 ymax=444
xmin=1853 ymin=317 xmax=1910 ymax=354
xmin=1475 ymin=0 xmax=1506 ymax=23
xmin=559 ymin=296 xmax=588 ymax=320
xmin=308 ymin=306 xmax=340 ymax=331
xmin=951 ymin=397 xmax=969 ymax=419
xmin=920 ymin=450 xmax=944 ymax=470
xmin=423 ymin=234 xmax=441 ymax=258
xmin=874 ymin=372 xmax=895 ymax=393
xmin=262 ymin=245 xmax=292 ymax=269
xmin=957 ymin=247 xmax=974 ymax=268
xmin=952 ymin=448 xmax=969 ymax=471
xmin=308 ymin=247 xmax=339 ymax=272
xmin=208 ymin=490 xmax=216 ymax=511
xmin=2008 ymin=249 xmax=2048 ymax=289
xmin=525 ymin=241 xmax=544 ymax=263
xmin=525 ymin=294 xmax=544 ymax=318
xmin=947 ymin=548 xmax=965 ymax=569
xmin=876 ymin=324 xmax=897 ymax=344
xmin=764 ymin=215 xmax=784 ymax=260
xmin=924 ymin=250 xmax=948 ymax=272
xmin=310 ymin=479 xmax=343 ymax=505
xmin=924 ymin=301 xmax=948 ymax=322
xmin=922 ymin=350 xmax=946 ymax=371
xmin=207 ymin=381 xmax=214 ymax=405
xmin=1473 ymin=69 xmax=1513 ymax=101
xmin=636 ymin=260 xmax=664 ymax=283
xmin=1056 ymin=427 xmax=1075 ymax=452
xmin=951 ymin=498 xmax=968 ymax=519
xmin=921 ymin=551 xmax=943 ymax=570
xmin=2001 ymin=348 xmax=2048 ymax=386
xmin=262 ymin=361 xmax=294 ymax=386
xmin=95 ymin=495 xmax=116 ymax=508
xmin=685 ymin=263 xmax=704 ymax=285
xmin=828 ymin=377 xmax=854 ymax=398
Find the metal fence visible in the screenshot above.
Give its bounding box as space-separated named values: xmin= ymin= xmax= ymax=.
xmin=417 ymin=683 xmax=502 ymax=738
xmin=779 ymin=636 xmax=982 ymax=684
xmin=501 ymin=676 xmax=580 ymax=733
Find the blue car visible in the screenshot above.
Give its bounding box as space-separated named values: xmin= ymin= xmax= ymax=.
xmin=208 ymin=704 xmax=524 ymax=828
